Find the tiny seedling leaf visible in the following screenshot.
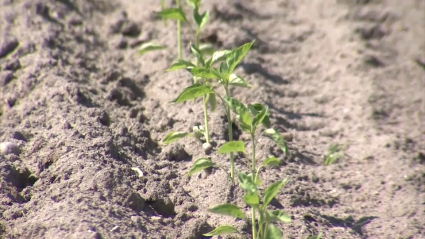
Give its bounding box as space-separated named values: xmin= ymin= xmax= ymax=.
xmin=138 ymin=42 xmax=166 ymax=55
xmin=263 ymin=128 xmax=287 ymax=155
xmin=191 ymin=45 xmax=205 ymax=66
xmin=226 ymin=40 xmax=255 ymax=74
xmin=251 ymin=104 xmax=268 ymax=129
xmin=206 ymin=50 xmax=232 ymax=68
xmin=238 ymin=172 xmax=258 ymax=193
xmin=263 ymin=156 xmax=281 ymax=167
xmin=192 ymin=125 xmax=205 ymax=139
xmin=190 ymin=67 xmax=221 ymax=79
xmin=187 ymin=158 xmax=216 ymax=176
xmin=249 ymin=103 xmax=271 ymax=128
xmin=199 ymin=43 xmax=215 ymax=56
xmin=167 ymin=59 xmax=195 ymax=71
xmin=131 ymin=167 xmax=144 ymax=177
xmin=158 ymin=8 xmax=187 ymax=22
xmin=223 ymin=96 xmax=248 ymax=116
xmin=207 ymin=204 xmax=246 ymax=219
xmin=194 ymin=10 xmax=209 ymax=29
xmin=265 ymin=210 xmax=292 ymax=223
xmin=229 ymin=74 xmax=251 ymax=88
xmin=307 ymin=233 xmax=324 ymax=239
xmin=265 ymin=224 xmax=283 ymax=239
xmin=171 ymin=83 xmax=214 ymax=103
xmin=217 ymin=141 xmax=246 ymax=154
xmin=263 ymin=178 xmax=288 ymax=209
xmin=243 ymin=193 xmax=259 ymax=207
xmin=163 ymin=131 xmax=190 ymax=144
xmin=186 ymin=0 xmax=201 ymax=8
xmin=203 ymin=225 xmax=239 ymax=236
xmin=207 ymin=93 xmax=217 ymax=112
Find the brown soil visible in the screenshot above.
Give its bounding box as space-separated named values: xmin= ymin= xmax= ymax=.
xmin=1 ymin=0 xmax=424 ymax=238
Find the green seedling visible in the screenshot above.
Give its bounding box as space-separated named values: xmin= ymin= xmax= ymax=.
xmin=204 ymin=172 xmax=291 ymax=239
xmin=165 ymin=41 xmax=254 ymax=155
xmin=307 ymin=233 xmax=323 ymax=239
xmin=324 ymin=143 xmax=346 ymax=166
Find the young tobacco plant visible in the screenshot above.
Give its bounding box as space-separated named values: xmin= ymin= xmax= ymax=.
xmin=163 ymin=41 xmax=255 ymax=165
xmin=203 ymin=173 xmax=291 ymax=239
xmin=186 ymin=100 xmax=291 ymax=238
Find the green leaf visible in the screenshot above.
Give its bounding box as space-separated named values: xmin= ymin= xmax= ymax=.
xmin=199 ymin=43 xmax=215 ymax=56
xmin=263 ymin=178 xmax=288 ymax=209
xmin=194 ymin=10 xmax=209 ymax=29
xmin=207 ymin=204 xmax=246 ymax=219
xmin=243 ymin=193 xmax=259 ymax=206
xmin=192 ymin=125 xmax=205 ymax=139
xmin=249 ymin=103 xmax=270 ymax=128
xmin=265 ymin=210 xmax=291 ymax=223
xmin=217 ymin=141 xmax=246 ymax=154
xmin=190 ymin=67 xmax=221 ymax=79
xmin=223 ymin=96 xmax=252 ymax=132
xmin=219 ymin=61 xmax=229 ymax=79
xmin=138 ymin=42 xmax=166 ymax=55
xmin=226 ymin=40 xmax=255 ymax=74
xmin=238 ymin=172 xmax=258 ymax=193
xmin=251 ymin=104 xmax=268 ymax=129
xmin=207 ymin=93 xmax=217 ymax=112
xmin=158 ymin=8 xmax=187 ymax=22
xmin=186 ymin=0 xmax=201 ymax=8
xmin=229 ymin=74 xmax=251 ymax=88
xmin=223 ymin=96 xmax=248 ymax=116
xmin=263 ymin=128 xmax=287 ymax=155
xmin=167 ymin=59 xmax=195 ymax=71
xmin=191 ymin=45 xmax=205 ymax=66
xmin=187 ymin=158 xmax=216 ymax=176
xmin=206 ymin=50 xmax=232 ymax=68
xmin=263 ymin=156 xmax=281 ymax=167
xmin=171 ymin=83 xmax=214 ymax=103
xmin=163 ymin=131 xmax=190 ymax=144
xmin=307 ymin=233 xmax=323 ymax=239
xmin=203 ymin=225 xmax=239 ymax=236
xmin=264 ymin=224 xmax=283 ymax=239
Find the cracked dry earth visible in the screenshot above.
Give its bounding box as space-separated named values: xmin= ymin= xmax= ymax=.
xmin=1 ymin=0 xmax=424 ymax=238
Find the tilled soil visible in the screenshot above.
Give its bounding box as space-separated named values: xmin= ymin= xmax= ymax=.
xmin=0 ymin=0 xmax=424 ymax=238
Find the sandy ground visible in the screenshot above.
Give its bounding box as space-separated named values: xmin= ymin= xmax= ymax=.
xmin=1 ymin=0 xmax=424 ymax=238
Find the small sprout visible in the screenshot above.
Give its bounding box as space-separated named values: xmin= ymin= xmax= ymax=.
xmin=171 ymin=83 xmax=214 ymax=103
xmin=324 ymin=143 xmax=346 ymax=166
xmin=187 ymin=158 xmax=216 ymax=176
xmin=193 ymin=10 xmax=209 ymax=29
xmin=157 ymin=8 xmax=187 ymax=22
xmin=167 ymin=59 xmax=195 ymax=71
xmin=262 ymin=178 xmax=288 ymax=210
xmin=264 ymin=224 xmax=283 ymax=239
xmin=207 ymin=203 xmax=246 ymax=219
xmin=263 ymin=128 xmax=288 ymax=155
xmin=131 ymin=167 xmax=144 ymax=178
xmin=265 ymin=210 xmax=291 ymax=223
xmin=229 ymin=74 xmax=251 ymax=88
xmin=162 ymin=131 xmax=190 ymax=144
xmin=217 ymin=141 xmax=246 ymax=154
xmin=307 ymin=233 xmax=324 ymax=239
xmin=203 ymin=225 xmax=239 ymax=236
xmin=138 ymin=42 xmax=166 ymax=55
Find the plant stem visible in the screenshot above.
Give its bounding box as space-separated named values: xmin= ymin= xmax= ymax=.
xmin=203 ymin=95 xmax=210 ymax=143
xmin=225 ymin=86 xmax=235 ymax=181
xmin=176 ymin=0 xmax=182 ymax=59
xmin=251 ymin=132 xmax=256 ymax=178
xmin=251 ymin=208 xmax=257 ymax=239
xmin=250 ymin=132 xmax=257 ymax=238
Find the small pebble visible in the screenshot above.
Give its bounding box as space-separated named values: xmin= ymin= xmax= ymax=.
xmin=202 ymin=142 xmax=212 ymax=154
xmin=0 ymin=142 xmax=20 ymax=155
